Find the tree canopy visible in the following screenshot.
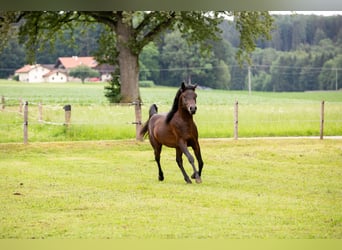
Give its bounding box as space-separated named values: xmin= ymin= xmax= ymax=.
xmin=1 ymin=13 xmax=341 ymax=92
xmin=0 ymin=11 xmax=273 ymax=102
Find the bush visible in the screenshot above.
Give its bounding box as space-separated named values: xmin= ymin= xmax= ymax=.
xmin=139 ymin=80 xmax=155 ymax=88
xmin=12 ymin=75 xmax=19 ymax=81
xmin=104 ymin=70 xmax=121 ymax=103
xmin=69 ymin=65 xmax=100 ymax=83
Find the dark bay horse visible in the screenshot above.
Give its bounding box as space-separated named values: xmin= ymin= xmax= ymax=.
xmin=140 ymin=82 xmax=204 ymax=184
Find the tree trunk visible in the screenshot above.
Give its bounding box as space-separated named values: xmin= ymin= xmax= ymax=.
xmin=116 ymin=17 xmax=141 ymax=103
xmin=115 ymin=16 xmax=143 ymax=139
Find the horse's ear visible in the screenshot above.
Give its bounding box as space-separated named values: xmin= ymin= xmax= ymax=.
xmin=181 ymin=81 xmax=186 ymax=90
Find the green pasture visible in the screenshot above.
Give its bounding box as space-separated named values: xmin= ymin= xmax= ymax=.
xmin=0 ymin=139 xmax=341 ymax=238
xmin=0 ymin=80 xmax=342 ymax=142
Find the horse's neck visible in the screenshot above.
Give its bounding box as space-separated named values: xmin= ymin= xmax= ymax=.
xmin=166 ymin=92 xmax=180 ymax=123
xmin=176 ymin=108 xmax=193 ymax=122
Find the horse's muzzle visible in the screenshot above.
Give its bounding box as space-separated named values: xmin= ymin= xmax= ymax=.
xmin=189 ymin=105 xmax=197 ymax=115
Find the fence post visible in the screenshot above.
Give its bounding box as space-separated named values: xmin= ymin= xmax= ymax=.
xmin=320 ymin=100 xmax=325 ymax=140
xmin=23 ymin=101 xmax=28 ymax=144
xmin=63 ymin=104 xmax=71 ymax=127
xmin=1 ymin=96 xmax=5 ymax=111
xmin=133 ymin=101 xmax=143 ymax=141
xmin=234 ymin=100 xmax=239 ymax=140
xmin=38 ymin=102 xmax=43 ymax=123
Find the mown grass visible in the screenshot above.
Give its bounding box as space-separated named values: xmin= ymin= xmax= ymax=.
xmin=0 ymin=80 xmax=342 ymax=142
xmin=0 ymin=139 xmax=341 ymax=238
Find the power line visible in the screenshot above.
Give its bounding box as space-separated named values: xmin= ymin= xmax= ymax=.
xmin=1 ymin=64 xmax=342 ymax=73
xmin=138 ymin=64 xmax=342 ymax=72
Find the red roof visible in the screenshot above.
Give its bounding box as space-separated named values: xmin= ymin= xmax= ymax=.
xmin=43 ymin=70 xmax=67 ymax=77
xmin=15 ymin=64 xmax=51 ymax=73
xmin=57 ymin=56 xmax=98 ymax=69
xmin=15 ymin=65 xmax=35 ymax=73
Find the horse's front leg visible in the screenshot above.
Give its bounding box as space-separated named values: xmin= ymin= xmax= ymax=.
xmin=191 ymin=141 xmax=204 ymax=178
xmin=179 ymin=142 xmax=202 ymax=184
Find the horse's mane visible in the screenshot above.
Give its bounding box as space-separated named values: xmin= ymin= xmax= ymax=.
xmin=166 ymin=82 xmax=196 ymax=123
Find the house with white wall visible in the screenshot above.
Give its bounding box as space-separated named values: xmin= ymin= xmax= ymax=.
xmin=15 ymin=57 xmax=114 ymax=83
xmin=43 ymin=70 xmax=68 ymax=83
xmin=15 ymin=64 xmax=51 ymax=83
xmin=55 ymin=56 xmax=114 ymax=81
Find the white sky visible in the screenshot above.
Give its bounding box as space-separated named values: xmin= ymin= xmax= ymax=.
xmin=270 ymin=11 xmax=342 ymax=16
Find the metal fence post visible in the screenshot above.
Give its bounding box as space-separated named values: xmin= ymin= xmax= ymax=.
xmin=23 ymin=101 xmax=28 ymax=144
xmin=320 ymin=100 xmax=325 ymax=140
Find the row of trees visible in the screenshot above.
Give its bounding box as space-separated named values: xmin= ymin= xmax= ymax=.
xmin=139 ymin=14 xmax=342 ymax=91
xmin=251 ymin=43 xmax=341 ymax=91
xmin=221 ymin=14 xmax=342 ymax=51
xmin=0 ymin=12 xmax=341 ymax=98
xmin=232 ymin=14 xmax=342 ymax=91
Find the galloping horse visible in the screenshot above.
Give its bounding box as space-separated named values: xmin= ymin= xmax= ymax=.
xmin=140 ymin=82 xmax=203 ymax=184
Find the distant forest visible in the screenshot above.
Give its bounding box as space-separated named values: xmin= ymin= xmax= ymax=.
xmin=0 ymin=14 xmax=341 ymax=91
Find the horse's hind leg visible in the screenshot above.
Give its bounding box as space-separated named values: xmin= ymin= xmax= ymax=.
xmin=176 ymin=148 xmax=192 ymax=184
xmin=154 ymin=143 xmax=164 ymax=181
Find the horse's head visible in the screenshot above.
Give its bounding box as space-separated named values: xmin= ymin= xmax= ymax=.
xmin=180 ymin=82 xmax=198 ymax=115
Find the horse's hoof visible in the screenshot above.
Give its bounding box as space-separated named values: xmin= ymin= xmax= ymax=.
xmin=185 ymin=179 xmax=192 ymax=184
xmin=195 ymin=177 xmax=202 ymax=184
xmin=159 ymin=176 xmax=164 ymax=181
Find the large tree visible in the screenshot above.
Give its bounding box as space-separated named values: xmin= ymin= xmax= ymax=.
xmin=0 ymin=11 xmax=273 ymax=103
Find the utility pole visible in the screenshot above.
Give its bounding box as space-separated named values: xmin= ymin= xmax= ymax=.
xmin=336 ymin=68 xmax=338 ymax=91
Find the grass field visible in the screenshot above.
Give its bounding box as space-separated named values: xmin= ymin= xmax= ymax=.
xmin=1 ymin=81 xmax=341 ymax=239
xmin=0 ymin=81 xmax=341 ymax=142
xmin=0 ymin=139 xmax=341 ymax=239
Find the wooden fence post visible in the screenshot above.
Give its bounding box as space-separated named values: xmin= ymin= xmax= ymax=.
xmin=63 ymin=104 xmax=71 ymax=127
xmin=133 ymin=101 xmax=143 ymax=141
xmin=1 ymin=96 xmax=5 ymax=111
xmin=23 ymin=101 xmax=28 ymax=144
xmin=234 ymin=100 xmax=239 ymax=140
xmin=320 ymin=100 xmax=325 ymax=140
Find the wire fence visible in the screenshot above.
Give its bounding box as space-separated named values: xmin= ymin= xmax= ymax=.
xmin=1 ymin=96 xmax=138 ymax=125
xmin=1 ymin=95 xmax=342 ymax=143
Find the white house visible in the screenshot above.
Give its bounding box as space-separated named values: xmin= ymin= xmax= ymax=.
xmin=15 ymin=57 xmax=115 ymax=83
xmin=15 ymin=64 xmax=51 ymax=83
xmin=43 ymin=70 xmax=68 ymax=83
xmin=56 ymin=56 xmax=114 ymax=82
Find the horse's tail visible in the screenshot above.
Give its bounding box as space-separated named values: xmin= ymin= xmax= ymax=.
xmin=140 ymin=104 xmax=158 ymax=138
